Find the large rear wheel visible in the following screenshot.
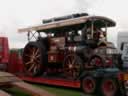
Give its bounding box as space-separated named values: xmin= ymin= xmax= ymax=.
xmin=23 ymin=42 xmax=46 ymax=76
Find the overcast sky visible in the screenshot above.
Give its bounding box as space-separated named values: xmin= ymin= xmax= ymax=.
xmin=0 ymin=0 xmax=128 ymax=48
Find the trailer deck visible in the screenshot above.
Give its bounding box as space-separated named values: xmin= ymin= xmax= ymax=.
xmin=19 ymin=76 xmax=80 ymax=88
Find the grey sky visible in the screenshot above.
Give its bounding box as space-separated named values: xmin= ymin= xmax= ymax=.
xmin=0 ymin=0 xmax=127 ymax=48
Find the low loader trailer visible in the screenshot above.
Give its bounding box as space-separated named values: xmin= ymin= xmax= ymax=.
xmin=5 ymin=13 xmax=128 ymax=96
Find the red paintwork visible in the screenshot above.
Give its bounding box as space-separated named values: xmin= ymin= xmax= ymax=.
xmin=19 ymin=76 xmax=80 ymax=88
xmin=7 ymin=51 xmax=80 ymax=89
xmin=0 ymin=37 xmax=9 ymax=64
xmin=48 ymin=52 xmax=64 ymax=63
xmin=8 ymin=51 xmax=24 ymax=74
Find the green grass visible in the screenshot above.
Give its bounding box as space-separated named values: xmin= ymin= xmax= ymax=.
xmin=4 ymin=88 xmax=30 ymax=96
xmin=33 ymin=84 xmax=81 ymax=96
xmin=4 ymin=84 xmax=81 ymax=96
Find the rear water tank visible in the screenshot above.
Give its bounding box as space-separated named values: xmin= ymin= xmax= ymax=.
xmin=42 ymin=13 xmax=88 ymax=24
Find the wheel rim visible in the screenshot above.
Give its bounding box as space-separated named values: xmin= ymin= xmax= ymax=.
xmin=64 ymin=54 xmax=81 ymax=79
xmin=90 ymin=56 xmax=102 ymax=67
xmin=83 ymin=77 xmax=95 ymax=94
xmin=102 ymin=79 xmax=116 ymax=95
xmin=23 ymin=45 xmax=41 ymax=76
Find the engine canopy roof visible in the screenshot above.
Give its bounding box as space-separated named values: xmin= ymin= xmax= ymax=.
xmin=18 ymin=15 xmax=116 ymax=33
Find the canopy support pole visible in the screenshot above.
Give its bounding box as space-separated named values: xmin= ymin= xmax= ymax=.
xmin=27 ymin=31 xmax=30 ymax=42
xmin=105 ymin=22 xmax=108 ymax=41
xmin=91 ymin=20 xmax=94 ymax=39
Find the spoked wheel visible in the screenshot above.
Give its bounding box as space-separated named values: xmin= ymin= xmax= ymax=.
xmin=63 ymin=54 xmax=82 ymax=79
xmin=89 ymin=56 xmax=103 ymax=67
xmin=101 ymin=78 xmax=117 ymax=96
xmin=81 ymin=76 xmax=96 ymax=95
xmin=23 ymin=42 xmax=46 ymax=76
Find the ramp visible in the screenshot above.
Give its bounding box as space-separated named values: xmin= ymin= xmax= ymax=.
xmin=0 ymin=90 xmax=11 ymax=96
xmin=11 ymin=82 xmax=55 ymax=96
xmin=0 ymin=72 xmax=55 ymax=96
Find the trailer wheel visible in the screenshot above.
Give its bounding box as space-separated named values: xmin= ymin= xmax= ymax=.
xmin=101 ymin=78 xmax=118 ymax=96
xmin=81 ymin=76 xmax=96 ymax=95
xmin=63 ymin=54 xmax=82 ymax=79
xmin=23 ymin=41 xmax=46 ymax=76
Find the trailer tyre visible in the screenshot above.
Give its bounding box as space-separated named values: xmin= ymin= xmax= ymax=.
xmin=81 ymin=76 xmax=96 ymax=95
xmin=23 ymin=41 xmax=47 ymax=76
xmin=100 ymin=78 xmax=118 ymax=96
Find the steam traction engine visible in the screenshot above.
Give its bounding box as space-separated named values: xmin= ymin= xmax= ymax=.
xmin=19 ymin=13 xmax=126 ymax=96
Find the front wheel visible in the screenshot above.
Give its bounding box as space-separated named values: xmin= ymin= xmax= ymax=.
xmin=89 ymin=56 xmax=103 ymax=67
xmin=63 ymin=54 xmax=82 ymax=79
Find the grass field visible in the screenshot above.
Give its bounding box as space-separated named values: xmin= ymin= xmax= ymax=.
xmin=4 ymin=84 xmax=81 ymax=96
xmin=34 ymin=84 xmax=81 ymax=96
